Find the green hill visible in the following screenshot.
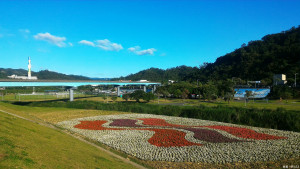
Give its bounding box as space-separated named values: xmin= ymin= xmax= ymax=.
xmin=117 ymin=66 xmax=199 ymax=82
xmin=116 ymin=26 xmax=300 ymax=85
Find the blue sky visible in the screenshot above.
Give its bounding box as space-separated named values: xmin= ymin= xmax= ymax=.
xmin=0 ymin=0 xmax=299 ymax=78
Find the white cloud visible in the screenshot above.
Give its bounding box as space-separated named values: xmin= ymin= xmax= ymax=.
xmin=78 ymin=40 xmax=95 ymax=47
xmin=95 ymin=39 xmax=123 ymax=51
xmin=68 ymin=42 xmax=73 ymax=46
xmin=34 ymin=32 xmax=66 ymax=47
xmin=136 ymin=48 xmax=156 ymax=55
xmin=128 ymin=46 xmax=140 ymax=52
xmin=128 ymin=46 xmax=157 ymax=55
xmin=19 ymin=29 xmax=30 ymax=33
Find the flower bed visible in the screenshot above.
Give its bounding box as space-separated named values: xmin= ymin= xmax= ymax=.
xmin=58 ymin=114 xmax=300 ymax=163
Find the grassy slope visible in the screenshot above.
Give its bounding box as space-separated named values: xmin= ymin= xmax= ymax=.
xmin=0 ymin=102 xmax=131 ymax=124
xmin=0 ymin=112 xmax=137 ymax=169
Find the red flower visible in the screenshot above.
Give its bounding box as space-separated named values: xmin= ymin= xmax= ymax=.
xmin=74 ymin=118 xmax=287 ymax=147
xmin=206 ymin=126 xmax=287 ymax=140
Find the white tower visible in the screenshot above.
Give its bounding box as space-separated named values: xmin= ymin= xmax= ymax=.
xmin=28 ymin=56 xmax=31 ymax=79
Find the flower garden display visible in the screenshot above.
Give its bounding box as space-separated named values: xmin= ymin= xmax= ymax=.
xmin=58 ymin=114 xmax=300 ymax=163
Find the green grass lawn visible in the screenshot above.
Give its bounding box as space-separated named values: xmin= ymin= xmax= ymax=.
xmin=1 ymin=93 xmax=88 ymax=102
xmin=0 ymin=102 xmax=131 ymax=124
xmin=147 ymin=98 xmax=300 ymax=111
xmin=76 ymin=95 xmax=300 ymax=111
xmin=0 ymin=111 xmax=137 ymax=169
xmin=3 ymin=93 xmax=299 ymax=111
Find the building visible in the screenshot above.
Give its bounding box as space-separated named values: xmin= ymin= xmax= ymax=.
xmin=7 ymin=57 xmax=38 ymax=80
xmin=7 ymin=74 xmax=37 ymax=80
xmin=273 ymin=74 xmax=287 ymax=85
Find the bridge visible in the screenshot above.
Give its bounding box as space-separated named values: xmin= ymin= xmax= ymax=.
xmin=0 ymin=80 xmax=161 ymax=101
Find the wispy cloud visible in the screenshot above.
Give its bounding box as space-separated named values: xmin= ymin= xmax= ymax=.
xmin=95 ymin=39 xmax=123 ymax=51
xmin=160 ymin=53 xmax=166 ymax=56
xmin=0 ymin=27 xmax=14 ymax=38
xmin=19 ymin=29 xmax=30 ymax=34
xmin=128 ymin=46 xmax=140 ymax=52
xmin=19 ymin=29 xmax=30 ymax=38
xmin=34 ymin=32 xmax=66 ymax=47
xmin=79 ymin=39 xmax=123 ymax=51
xmin=78 ymin=40 xmax=95 ymax=47
xmin=37 ymin=48 xmax=49 ymax=53
xmin=128 ymin=46 xmax=157 ymax=55
xmin=68 ymin=42 xmax=73 ymax=47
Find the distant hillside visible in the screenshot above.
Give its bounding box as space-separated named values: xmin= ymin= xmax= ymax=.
xmin=116 ymin=26 xmax=300 ymax=85
xmin=116 ymin=66 xmax=199 ymax=82
xmin=200 ymin=26 xmax=300 ymax=84
xmin=0 ymin=69 xmax=90 ymax=80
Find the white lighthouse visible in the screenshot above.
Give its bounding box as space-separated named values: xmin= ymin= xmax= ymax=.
xmin=28 ymin=56 xmax=32 ymax=79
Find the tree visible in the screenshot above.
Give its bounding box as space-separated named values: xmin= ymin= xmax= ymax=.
xmin=122 ymin=94 xmax=130 ymax=102
xmin=278 ymin=85 xmax=293 ymax=102
xmin=102 ymin=95 xmax=107 ymax=102
xmin=244 ymin=90 xmax=253 ymax=106
xmin=130 ymin=90 xmax=145 ymax=102
xmin=111 ymin=96 xmax=118 ymax=102
xmin=155 ymin=86 xmax=169 ymax=100
xmin=143 ymin=92 xmax=155 ymax=102
xmin=202 ymin=82 xmax=218 ymax=101
xmin=270 ymin=85 xmax=293 ymax=102
xmin=245 ymin=90 xmax=253 ymax=99
xmin=224 ymin=91 xmax=235 ymax=104
xmin=173 ymin=89 xmax=182 ymax=98
xmin=217 ymin=79 xmax=234 ymax=98
xmin=0 ymin=91 xmax=6 ymax=100
xmin=181 ymin=89 xmax=190 ymax=99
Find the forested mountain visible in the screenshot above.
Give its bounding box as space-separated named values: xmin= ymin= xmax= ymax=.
xmin=0 ymin=69 xmax=90 ymax=80
xmin=116 ymin=26 xmax=300 ymax=85
xmin=117 ymin=66 xmax=199 ymax=82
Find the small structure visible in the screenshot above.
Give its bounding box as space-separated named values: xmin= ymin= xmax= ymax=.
xmin=7 ymin=57 xmax=38 ymax=80
xmin=168 ymin=80 xmax=175 ymax=84
xmin=7 ymin=74 xmax=37 ymax=80
xmin=273 ymin=74 xmax=287 ymax=85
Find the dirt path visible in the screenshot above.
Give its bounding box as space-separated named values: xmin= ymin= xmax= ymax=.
xmin=0 ymin=109 xmax=147 ymax=169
